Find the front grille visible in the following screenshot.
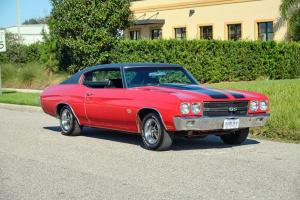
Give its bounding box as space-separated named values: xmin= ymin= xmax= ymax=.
xmin=203 ymin=101 xmax=249 ymax=117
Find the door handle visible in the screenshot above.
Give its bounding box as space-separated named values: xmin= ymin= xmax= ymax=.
xmin=86 ymin=93 xmax=93 ymax=96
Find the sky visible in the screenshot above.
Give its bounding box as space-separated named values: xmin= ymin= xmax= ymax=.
xmin=0 ymin=0 xmax=52 ymax=28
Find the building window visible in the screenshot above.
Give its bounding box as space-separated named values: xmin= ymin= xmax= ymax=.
xmin=200 ymin=26 xmax=213 ymax=40
xmin=151 ymin=29 xmax=162 ymax=39
xmin=130 ymin=30 xmax=140 ymax=40
xmin=227 ymin=24 xmax=241 ymax=40
xmin=175 ymin=27 xmax=186 ymax=40
xmin=258 ymin=22 xmax=273 ymax=41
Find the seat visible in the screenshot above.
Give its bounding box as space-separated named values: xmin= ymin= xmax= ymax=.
xmin=110 ymin=79 xmax=123 ymax=88
xmin=106 ymin=79 xmax=123 ymax=88
xmin=144 ymin=77 xmax=159 ymax=85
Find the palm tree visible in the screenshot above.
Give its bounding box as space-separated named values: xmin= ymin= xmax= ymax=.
xmin=280 ymin=0 xmax=300 ymax=40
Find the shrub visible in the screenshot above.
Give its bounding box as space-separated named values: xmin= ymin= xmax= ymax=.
xmin=19 ymin=64 xmax=39 ymax=86
xmin=1 ymin=63 xmax=16 ymax=83
xmin=0 ymin=33 xmax=41 ymax=64
xmin=48 ymin=0 xmax=132 ymax=72
xmin=110 ymin=39 xmax=300 ymax=83
xmin=0 ymin=32 xmax=60 ymax=73
xmin=1 ymin=62 xmax=67 ymax=89
xmin=39 ymin=37 xmax=60 ymax=72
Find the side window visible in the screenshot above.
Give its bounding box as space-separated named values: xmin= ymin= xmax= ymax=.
xmin=125 ymin=71 xmax=137 ymax=84
xmin=83 ymin=69 xmax=123 ymax=88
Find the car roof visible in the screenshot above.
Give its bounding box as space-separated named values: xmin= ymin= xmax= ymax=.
xmin=61 ymin=63 xmax=183 ymax=84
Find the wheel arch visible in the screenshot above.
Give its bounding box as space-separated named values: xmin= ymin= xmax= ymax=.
xmin=56 ymin=103 xmax=81 ymax=125
xmin=136 ymin=108 xmax=167 ymax=133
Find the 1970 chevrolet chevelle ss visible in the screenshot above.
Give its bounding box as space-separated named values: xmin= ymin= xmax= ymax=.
xmin=41 ymin=63 xmax=270 ymax=151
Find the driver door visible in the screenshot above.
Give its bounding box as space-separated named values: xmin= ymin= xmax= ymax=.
xmin=83 ymin=68 xmax=127 ymax=130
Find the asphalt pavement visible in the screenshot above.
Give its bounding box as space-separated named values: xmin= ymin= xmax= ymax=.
xmin=0 ymin=107 xmax=299 ymax=200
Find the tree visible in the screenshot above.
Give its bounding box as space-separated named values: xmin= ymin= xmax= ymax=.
xmin=22 ymin=17 xmax=49 ymax=25
xmin=280 ymin=0 xmax=300 ymax=40
xmin=48 ymin=0 xmax=132 ymax=72
xmin=0 ymin=32 xmax=28 ymax=63
xmin=39 ymin=30 xmax=60 ymax=72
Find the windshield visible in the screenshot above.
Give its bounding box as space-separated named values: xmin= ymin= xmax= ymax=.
xmin=124 ymin=67 xmax=198 ymax=88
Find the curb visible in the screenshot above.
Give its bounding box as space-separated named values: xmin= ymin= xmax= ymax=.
xmin=0 ymin=103 xmax=42 ymax=112
xmin=3 ymin=88 xmax=42 ymax=93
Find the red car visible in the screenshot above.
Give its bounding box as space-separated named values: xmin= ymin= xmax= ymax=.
xmin=41 ymin=63 xmax=270 ymax=151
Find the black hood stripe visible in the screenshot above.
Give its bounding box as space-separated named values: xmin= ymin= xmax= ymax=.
xmin=161 ymin=84 xmax=229 ymax=99
xmin=226 ymin=90 xmax=245 ymax=99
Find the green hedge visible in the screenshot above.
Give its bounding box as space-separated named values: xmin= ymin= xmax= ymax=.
xmin=0 ymin=33 xmax=40 ymax=64
xmin=110 ymin=40 xmax=300 ymax=83
xmin=2 ymin=37 xmax=300 ymax=83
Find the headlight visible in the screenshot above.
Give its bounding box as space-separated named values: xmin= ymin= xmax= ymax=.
xmin=250 ymin=100 xmax=259 ymax=111
xmin=191 ymin=103 xmax=201 ymax=114
xmin=260 ymin=100 xmax=268 ymax=111
xmin=180 ymin=103 xmax=190 ymax=114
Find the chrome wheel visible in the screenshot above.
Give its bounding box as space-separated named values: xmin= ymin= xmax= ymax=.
xmin=143 ymin=118 xmax=161 ymax=145
xmin=141 ymin=113 xmax=173 ymax=151
xmin=61 ymin=109 xmax=73 ymax=131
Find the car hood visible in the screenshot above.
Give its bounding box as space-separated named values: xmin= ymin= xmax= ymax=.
xmin=135 ymin=84 xmax=267 ymax=101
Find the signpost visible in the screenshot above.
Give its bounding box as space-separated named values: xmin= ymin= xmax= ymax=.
xmin=0 ymin=30 xmax=7 ymax=95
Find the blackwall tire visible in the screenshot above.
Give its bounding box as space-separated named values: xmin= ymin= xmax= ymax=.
xmin=220 ymin=128 xmax=249 ymax=145
xmin=141 ymin=113 xmax=173 ymax=151
xmin=59 ymin=106 xmax=82 ymax=136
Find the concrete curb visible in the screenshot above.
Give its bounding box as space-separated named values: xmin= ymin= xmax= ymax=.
xmin=3 ymin=88 xmax=42 ymax=93
xmin=0 ymin=103 xmax=42 ymax=112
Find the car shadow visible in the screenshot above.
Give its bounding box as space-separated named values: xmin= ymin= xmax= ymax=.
xmin=43 ymin=126 xmax=260 ymax=151
xmin=44 ymin=126 xmax=140 ymax=146
xmin=171 ymin=136 xmax=259 ymax=151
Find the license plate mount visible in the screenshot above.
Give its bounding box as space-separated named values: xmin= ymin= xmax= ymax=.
xmin=223 ymin=118 xmax=239 ymax=129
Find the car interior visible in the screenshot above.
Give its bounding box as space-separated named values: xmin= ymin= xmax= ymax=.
xmin=83 ymin=69 xmax=123 ymax=88
xmin=83 ymin=79 xmax=123 ymax=88
xmin=128 ymin=71 xmax=160 ymax=87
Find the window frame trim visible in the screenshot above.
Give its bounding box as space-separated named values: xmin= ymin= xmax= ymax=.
xmin=198 ymin=23 xmax=214 ymax=40
xmin=224 ymin=21 xmax=243 ymax=40
xmin=82 ymin=67 xmax=125 ymax=89
xmin=254 ymin=19 xmax=275 ymax=41
xmin=123 ymin=66 xmax=198 ymax=88
xmin=150 ymin=27 xmax=163 ymax=40
xmin=173 ymin=26 xmax=187 ymax=40
xmin=129 ymin=29 xmax=141 ymax=40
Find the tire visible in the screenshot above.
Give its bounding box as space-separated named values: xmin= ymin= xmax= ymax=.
xmin=141 ymin=113 xmax=173 ymax=151
xmin=59 ymin=106 xmax=82 ymax=136
xmin=220 ymin=128 xmax=249 ymax=145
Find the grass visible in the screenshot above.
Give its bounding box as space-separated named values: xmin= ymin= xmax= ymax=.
xmin=0 ymin=90 xmax=40 ymax=106
xmin=0 ymin=79 xmax=299 ymax=143
xmin=209 ymin=79 xmax=300 ymax=143
xmin=1 ymin=62 xmax=67 ymax=89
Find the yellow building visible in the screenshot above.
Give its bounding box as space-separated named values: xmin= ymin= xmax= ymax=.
xmin=125 ymin=0 xmax=287 ymax=41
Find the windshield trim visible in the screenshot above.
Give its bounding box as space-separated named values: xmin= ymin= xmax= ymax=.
xmin=123 ymin=66 xmax=199 ymax=88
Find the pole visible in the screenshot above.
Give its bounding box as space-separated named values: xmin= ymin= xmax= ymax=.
xmin=16 ymin=0 xmax=21 ymax=39
xmin=0 ymin=65 xmax=2 ymax=95
xmin=0 ymin=30 xmax=6 ymax=95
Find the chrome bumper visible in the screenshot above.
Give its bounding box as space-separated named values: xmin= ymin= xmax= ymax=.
xmin=173 ymin=114 xmax=270 ymax=131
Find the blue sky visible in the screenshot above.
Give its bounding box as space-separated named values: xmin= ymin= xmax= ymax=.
xmin=0 ymin=0 xmax=52 ymax=28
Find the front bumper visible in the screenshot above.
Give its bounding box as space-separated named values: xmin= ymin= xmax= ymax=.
xmin=173 ymin=114 xmax=270 ymax=131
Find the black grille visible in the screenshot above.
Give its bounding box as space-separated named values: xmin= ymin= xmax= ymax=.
xmin=203 ymin=101 xmax=249 ymax=117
